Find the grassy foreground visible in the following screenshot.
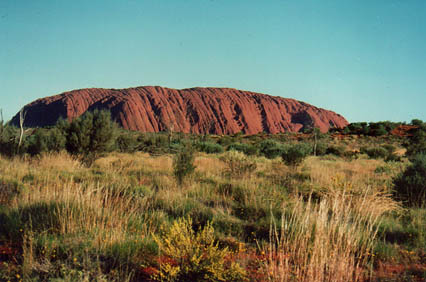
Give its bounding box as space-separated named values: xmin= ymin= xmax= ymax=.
xmin=0 ymin=148 xmax=424 ymax=281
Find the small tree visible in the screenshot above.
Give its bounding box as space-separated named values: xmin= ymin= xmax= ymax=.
xmin=64 ymin=110 xmax=117 ymax=165
xmin=173 ymin=143 xmax=196 ymax=185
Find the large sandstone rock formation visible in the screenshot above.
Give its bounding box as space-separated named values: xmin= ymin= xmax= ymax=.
xmin=12 ymin=86 xmax=348 ymax=134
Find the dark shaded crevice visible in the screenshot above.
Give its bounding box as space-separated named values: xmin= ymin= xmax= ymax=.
xmin=291 ymin=111 xmax=314 ymax=132
xmin=253 ymin=95 xmax=270 ymax=133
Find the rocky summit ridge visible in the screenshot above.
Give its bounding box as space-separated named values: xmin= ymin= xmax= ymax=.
xmin=12 ymin=86 xmax=348 ymax=134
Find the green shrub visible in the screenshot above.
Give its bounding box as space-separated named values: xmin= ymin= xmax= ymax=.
xmin=344 ymin=121 xmax=399 ymax=136
xmin=169 ymin=142 xmax=184 ymax=154
xmin=381 ymin=144 xmax=401 ymax=162
xmin=405 ymin=122 xmax=426 ymax=157
xmin=374 ymin=165 xmax=392 ymax=174
xmin=385 ymin=153 xmax=401 ymax=163
xmin=369 ymin=124 xmax=388 ymax=136
xmin=173 ymin=144 xmax=196 ymax=185
xmin=383 ymin=144 xmax=396 ymax=154
xmin=0 ymin=125 xmax=19 ymax=158
xmin=143 ymin=133 xmax=169 ymax=147
xmin=315 ymin=142 xmax=328 ymax=156
xmin=152 ymin=217 xmax=246 ymax=282
xmin=377 ymin=209 xmax=426 ymax=259
xmin=217 ymin=136 xmax=233 ymax=147
xmin=115 ymin=131 xmax=139 ymax=153
xmin=393 ymin=153 xmax=426 ymax=207
xmin=140 ymin=133 xmax=173 ymax=154
xmin=258 ymin=139 xmax=285 ymax=159
xmin=361 ymin=146 xmax=389 ymax=159
xmin=281 ymin=143 xmax=312 ymax=167
xmin=326 ymin=145 xmax=346 ymax=157
xmin=411 ymin=119 xmax=423 ymax=126
xmin=342 ymin=150 xmax=359 ymax=160
xmin=227 ymin=142 xmax=258 ymax=156
xmin=26 ymin=128 xmax=66 ymax=156
xmin=196 ymin=141 xmax=224 ymax=154
xmin=346 ymin=122 xmax=370 ymax=135
xmin=219 ymin=151 xmax=257 ymax=178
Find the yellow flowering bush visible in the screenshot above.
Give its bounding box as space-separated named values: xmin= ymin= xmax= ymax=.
xmin=152 ymin=217 xmax=247 ymax=281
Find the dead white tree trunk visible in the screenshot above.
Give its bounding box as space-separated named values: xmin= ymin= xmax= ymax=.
xmin=168 ymin=124 xmax=174 ymax=146
xmin=313 ymin=129 xmax=318 ymax=156
xmin=18 ymin=107 xmax=26 ymax=149
xmin=0 ymin=109 xmax=3 ymax=134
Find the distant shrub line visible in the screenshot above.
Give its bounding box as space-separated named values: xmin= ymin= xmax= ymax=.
xmin=1 ymin=112 xmax=424 ymax=166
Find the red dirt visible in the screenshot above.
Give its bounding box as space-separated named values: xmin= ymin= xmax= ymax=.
xmin=374 ymin=262 xmax=426 ymax=281
xmin=12 ymin=86 xmax=348 ymax=134
xmin=390 ymin=125 xmax=419 ymax=137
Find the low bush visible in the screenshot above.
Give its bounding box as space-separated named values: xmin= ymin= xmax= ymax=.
xmin=382 ymin=144 xmax=396 ymax=155
xmin=281 ymin=143 xmax=312 ymax=168
xmin=115 ymin=131 xmax=140 ymax=153
xmin=369 ymin=124 xmax=388 ymax=136
xmin=196 ymin=141 xmax=224 ymax=154
xmin=219 ymin=151 xmax=257 ymax=178
xmin=314 ymin=142 xmax=328 ymax=156
xmin=26 ymin=128 xmax=66 ymax=156
xmin=405 ymin=121 xmax=426 ymax=157
xmin=0 ymin=125 xmax=19 ymax=158
xmin=217 ymin=135 xmax=233 ymax=147
xmin=227 ymin=142 xmax=258 ymax=156
xmin=393 ymin=153 xmax=426 ymax=207
xmin=152 ymin=217 xmax=247 ymax=281
xmin=140 ymin=133 xmax=171 ymax=154
xmin=385 ymin=153 xmax=401 ymax=163
xmin=361 ymin=146 xmax=389 ymax=159
xmin=326 ymin=145 xmax=346 ymax=157
xmin=173 ymin=144 xmax=196 ymax=185
xmin=258 ymin=139 xmax=286 ymax=159
xmin=374 ymin=165 xmax=392 ymax=174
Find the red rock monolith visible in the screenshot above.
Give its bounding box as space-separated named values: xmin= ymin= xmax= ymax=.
xmin=12 ymin=86 xmax=348 ymax=134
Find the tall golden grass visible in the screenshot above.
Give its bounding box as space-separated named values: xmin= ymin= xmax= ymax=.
xmin=0 ymin=150 xmax=404 ymax=281
xmin=263 ymin=183 xmax=400 ymax=282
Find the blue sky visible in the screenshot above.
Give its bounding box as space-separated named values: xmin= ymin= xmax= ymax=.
xmin=1 ymin=0 xmax=425 ymax=122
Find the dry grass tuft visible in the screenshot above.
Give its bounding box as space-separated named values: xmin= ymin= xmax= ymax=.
xmin=263 ymin=185 xmax=400 ymax=282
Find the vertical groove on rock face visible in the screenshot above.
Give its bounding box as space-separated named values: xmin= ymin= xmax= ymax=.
xmin=253 ymin=95 xmax=270 ymax=134
xmin=12 ymin=86 xmax=349 ymax=134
